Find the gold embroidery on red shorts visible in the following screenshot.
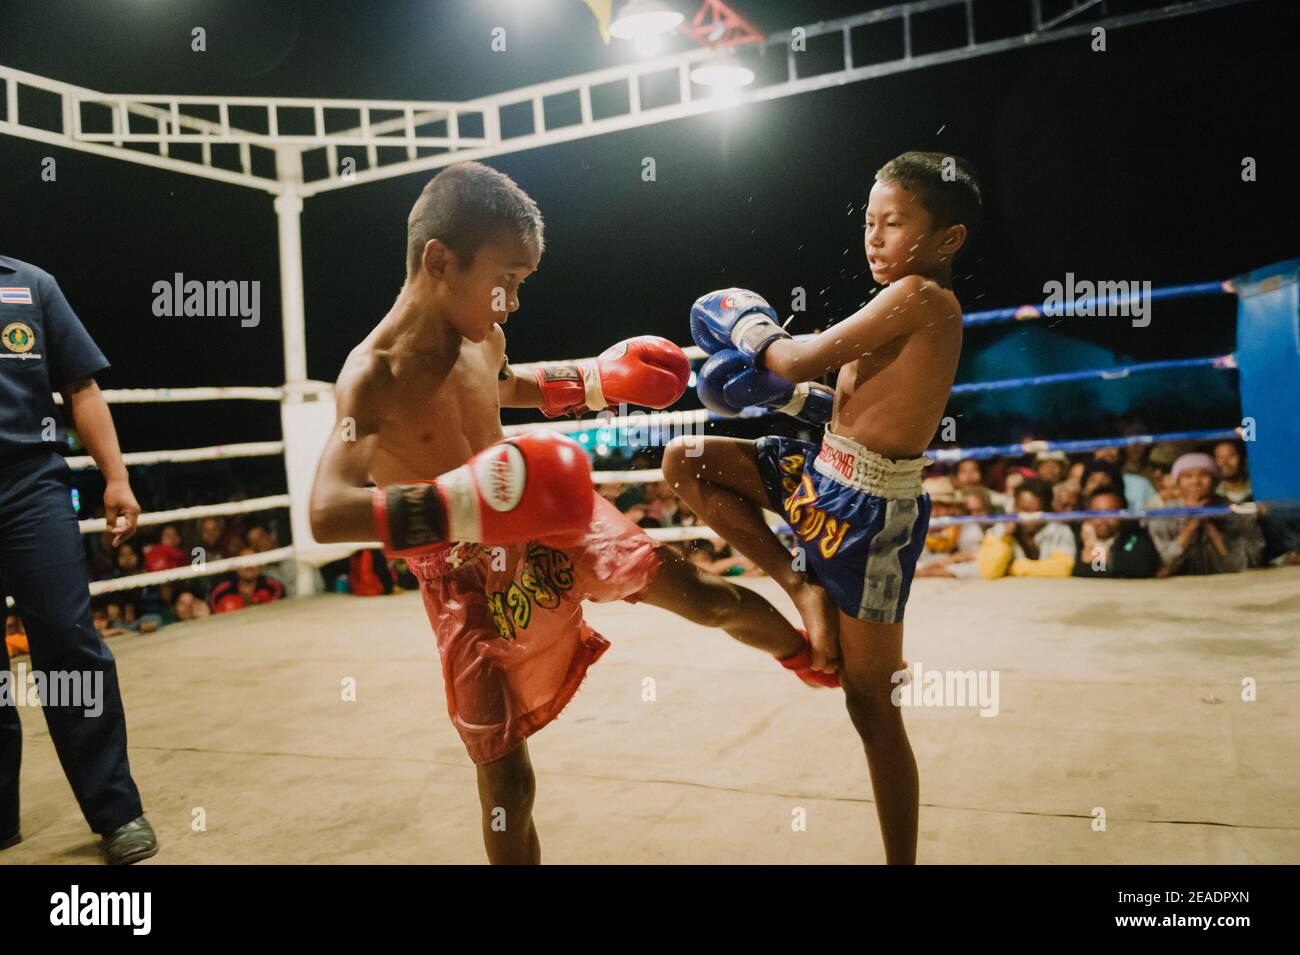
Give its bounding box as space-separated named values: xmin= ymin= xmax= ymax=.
xmin=485 ymin=545 xmax=576 ymax=640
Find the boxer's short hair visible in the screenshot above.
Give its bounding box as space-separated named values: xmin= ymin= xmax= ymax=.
xmin=407 ymin=161 xmax=545 ymax=274
xmin=875 ymin=151 xmax=981 ymax=233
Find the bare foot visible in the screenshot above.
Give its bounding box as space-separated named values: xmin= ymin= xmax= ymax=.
xmin=792 ymin=583 xmax=839 ymax=673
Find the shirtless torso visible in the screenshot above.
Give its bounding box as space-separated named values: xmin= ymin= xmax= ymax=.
xmin=340 ymin=319 xmax=508 ymax=488
xmin=829 ymin=279 xmax=963 ymax=460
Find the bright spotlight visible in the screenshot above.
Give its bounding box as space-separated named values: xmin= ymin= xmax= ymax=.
xmin=610 ymin=1 xmax=684 ymax=40
xmin=690 ymin=62 xmax=755 ymax=89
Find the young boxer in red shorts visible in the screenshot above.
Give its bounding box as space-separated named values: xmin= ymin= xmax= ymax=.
xmin=308 ymin=162 xmax=833 ymax=864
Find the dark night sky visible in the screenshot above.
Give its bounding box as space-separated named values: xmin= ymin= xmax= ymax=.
xmin=0 ymin=0 xmax=1295 ymax=454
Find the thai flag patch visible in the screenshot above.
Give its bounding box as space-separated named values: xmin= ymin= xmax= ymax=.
xmin=0 ymin=287 xmax=33 ymax=305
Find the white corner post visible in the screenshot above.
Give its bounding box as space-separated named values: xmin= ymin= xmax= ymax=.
xmin=274 ymin=146 xmax=333 ymax=595
xmin=274 ymin=147 xmax=308 ymax=386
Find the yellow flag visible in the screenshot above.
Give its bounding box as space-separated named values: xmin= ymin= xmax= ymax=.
xmin=583 ymin=0 xmax=613 ymax=43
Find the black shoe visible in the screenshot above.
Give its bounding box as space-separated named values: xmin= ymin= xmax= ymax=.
xmin=101 ymin=816 xmax=158 ymax=865
xmin=0 ymin=830 xmax=19 ymax=850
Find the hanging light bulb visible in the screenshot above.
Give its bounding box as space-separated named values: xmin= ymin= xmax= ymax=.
xmin=690 ymin=57 xmax=755 ymax=89
xmin=610 ymin=0 xmax=684 ymax=41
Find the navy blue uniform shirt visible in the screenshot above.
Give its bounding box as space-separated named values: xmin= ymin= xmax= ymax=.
xmin=0 ymin=255 xmax=110 ymax=465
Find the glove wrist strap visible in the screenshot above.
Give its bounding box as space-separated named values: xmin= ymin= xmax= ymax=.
xmin=375 ymin=484 xmax=447 ymax=554
xmin=579 ymin=359 xmax=607 ymax=412
xmin=732 ymin=312 xmax=790 ymax=366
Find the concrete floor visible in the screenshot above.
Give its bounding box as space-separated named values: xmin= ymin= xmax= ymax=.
xmin=5 ymin=567 xmax=1299 ymax=864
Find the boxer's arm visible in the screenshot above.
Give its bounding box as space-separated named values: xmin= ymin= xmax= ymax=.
xmin=498 ymin=360 xmax=543 ymax=408
xmin=763 ymin=275 xmax=950 ymax=383
xmin=62 ymin=377 xmax=141 ymax=545
xmin=309 ymin=366 xmax=388 ymax=543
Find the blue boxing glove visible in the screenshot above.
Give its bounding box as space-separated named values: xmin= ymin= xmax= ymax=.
xmin=690 ymin=288 xmax=791 ymax=367
xmin=697 ymin=348 xmax=834 ymax=424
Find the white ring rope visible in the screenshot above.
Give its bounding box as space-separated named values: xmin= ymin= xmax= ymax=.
xmin=88 ymin=546 xmax=296 ymax=596
xmin=501 ymin=408 xmax=711 ymax=437
xmin=77 ymin=494 xmax=290 ymax=535
xmin=592 ymin=468 xmax=664 ymax=484
xmin=52 ymin=386 xmax=284 ymax=405
xmin=66 ymin=440 xmax=285 ymax=471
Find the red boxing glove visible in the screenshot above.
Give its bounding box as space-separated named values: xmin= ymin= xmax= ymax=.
xmin=372 ymin=432 xmax=594 ymax=556
xmin=535 ymin=335 xmax=691 ymax=418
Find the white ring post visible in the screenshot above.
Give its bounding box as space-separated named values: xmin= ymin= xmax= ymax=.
xmin=274 ymin=147 xmax=326 ymax=595
xmin=274 ymin=147 xmax=308 ymax=385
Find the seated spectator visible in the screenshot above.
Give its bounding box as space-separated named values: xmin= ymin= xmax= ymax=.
xmin=195 ymin=516 xmax=243 ymax=561
xmin=1002 ymin=466 xmax=1035 ymax=500
xmin=978 ymin=478 xmax=1077 ymax=578
xmin=1150 ymin=465 xmax=1179 ymax=504
xmin=1067 ymin=460 xmax=1086 ymax=485
xmin=144 ymin=524 xmax=188 ymax=573
xmin=953 ymin=459 xmax=1012 ymax=509
xmin=952 ymin=458 xmax=985 ymax=490
xmin=209 ymin=548 xmax=285 ymax=613
xmin=1034 ymin=451 xmax=1068 ymax=485
xmin=1079 ymin=459 xmax=1124 ymax=500
xmin=87 ymin=528 xmax=117 ymax=579
xmin=961 ymin=485 xmax=998 ymax=521
xmin=1147 ymin=453 xmax=1265 ymax=576
xmin=1052 ymin=479 xmax=1081 ymax=514
xmin=1213 ymin=440 xmax=1252 ymax=503
xmin=173 ymin=590 xmax=212 ymax=622
xmin=245 ymin=521 xmax=295 ymax=595
xmin=140 ymin=580 xmax=179 ymax=624
xmin=92 ymin=602 xmax=130 ymax=638
xmin=916 ymin=478 xmax=982 ymax=578
xmin=103 ymin=596 xmax=161 ymax=634
xmin=111 ymin=542 xmax=141 ymax=578
xmin=1093 ymin=445 xmax=1122 ymax=467
xmin=1093 ymin=447 xmax=1158 ymax=508
xmin=1073 ymin=488 xmax=1160 ymax=578
xmin=104 ymin=543 xmax=150 ymax=610
xmin=597 ymin=481 xmax=624 ymax=505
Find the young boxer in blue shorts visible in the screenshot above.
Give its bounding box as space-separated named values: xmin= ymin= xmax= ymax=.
xmin=664 ymin=151 xmax=981 ymax=864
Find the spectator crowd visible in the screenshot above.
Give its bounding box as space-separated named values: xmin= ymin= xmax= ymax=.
xmin=602 ymin=435 xmax=1300 ymax=585
xmin=83 ymin=515 xmax=289 ymax=638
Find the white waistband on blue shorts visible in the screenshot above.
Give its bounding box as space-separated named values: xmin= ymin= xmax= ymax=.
xmin=812 ymin=428 xmax=929 ymax=499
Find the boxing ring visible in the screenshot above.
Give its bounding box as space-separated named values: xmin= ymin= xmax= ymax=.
xmin=4 ymin=0 xmax=1296 ymax=863
xmin=7 ymin=263 xmax=1299 ymax=864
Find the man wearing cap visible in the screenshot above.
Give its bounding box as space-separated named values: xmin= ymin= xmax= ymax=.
xmin=1034 ymin=450 xmax=1069 ymax=485
xmin=0 ymin=254 xmax=157 ymax=863
xmin=916 ymin=477 xmax=982 ymax=578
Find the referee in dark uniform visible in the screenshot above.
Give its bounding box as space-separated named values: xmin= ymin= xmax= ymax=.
xmin=0 ymin=254 xmax=157 ymax=864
